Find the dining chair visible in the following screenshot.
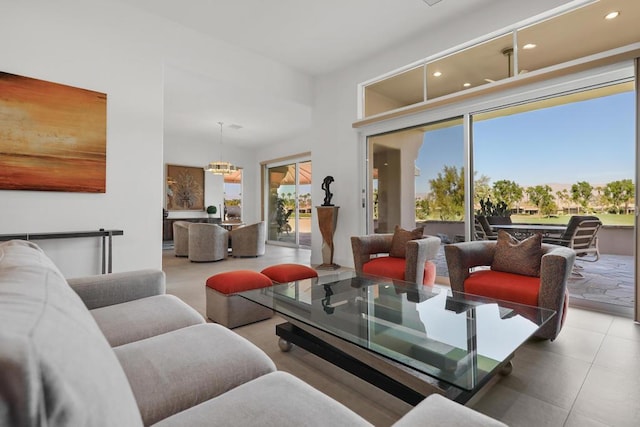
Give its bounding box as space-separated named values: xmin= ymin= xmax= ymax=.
xmin=543 ymin=216 xmax=602 ymax=277
xmin=474 ymin=217 xmax=497 ymax=240
xmin=188 ymin=223 xmax=229 ymax=262
xmin=230 ymin=221 xmax=266 ymax=257
xmin=480 ymin=215 xmax=498 ymax=238
xmin=172 ymin=221 xmax=191 ymax=257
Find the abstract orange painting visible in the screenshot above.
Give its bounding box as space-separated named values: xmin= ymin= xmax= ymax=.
xmin=0 ymin=72 xmax=107 ymax=192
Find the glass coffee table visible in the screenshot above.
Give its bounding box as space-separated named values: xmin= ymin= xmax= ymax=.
xmin=240 ymin=272 xmax=554 ymax=404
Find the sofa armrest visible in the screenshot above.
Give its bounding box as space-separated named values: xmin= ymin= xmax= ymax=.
xmin=393 ymin=394 xmax=507 ymax=427
xmin=404 ymin=235 xmax=441 ymax=284
xmin=67 ymin=269 xmax=166 ymax=309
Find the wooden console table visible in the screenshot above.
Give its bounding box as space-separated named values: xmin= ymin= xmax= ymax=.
xmin=0 ymin=229 xmax=124 ymax=274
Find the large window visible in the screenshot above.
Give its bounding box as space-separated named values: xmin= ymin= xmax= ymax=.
xmin=361 ymin=0 xmax=639 ymax=119
xmin=473 ymin=83 xmax=635 ymax=225
xmin=359 ymin=0 xmax=640 ymax=319
xmin=364 ymin=78 xmax=636 ymax=315
xmin=368 ymin=118 xmax=465 ymax=234
xmin=471 ymin=83 xmax=635 ymax=312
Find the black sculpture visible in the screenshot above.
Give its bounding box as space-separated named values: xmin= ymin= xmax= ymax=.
xmin=321 ymin=176 xmax=334 ymax=206
xmin=321 ymin=284 xmax=335 ymax=314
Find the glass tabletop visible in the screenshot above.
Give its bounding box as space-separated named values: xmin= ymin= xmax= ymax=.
xmin=239 ymin=272 xmax=555 ymax=391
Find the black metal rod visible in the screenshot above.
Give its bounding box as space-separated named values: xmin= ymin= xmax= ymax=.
xmin=0 ymin=229 xmax=123 ymax=274
xmin=107 ymin=230 xmax=113 ymax=273
xmin=101 ymin=228 xmax=106 ymax=274
xmin=0 ymin=229 xmax=124 ymax=241
xmin=276 ymin=322 xmax=427 ymax=406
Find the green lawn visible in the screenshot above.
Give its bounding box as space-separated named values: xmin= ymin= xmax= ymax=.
xmin=420 ymin=213 xmax=634 ymax=226
xmin=510 ymin=213 xmax=634 ymax=226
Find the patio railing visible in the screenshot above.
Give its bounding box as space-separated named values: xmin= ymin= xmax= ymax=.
xmin=420 ymin=221 xmax=633 ymax=256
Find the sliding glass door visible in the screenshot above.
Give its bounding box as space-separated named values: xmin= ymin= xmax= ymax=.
xmin=266 ymin=160 xmax=312 ymax=248
xmin=471 ymin=82 xmax=636 ymax=315
xmin=367 ymin=118 xmax=465 ymax=239
xmin=363 ymin=75 xmax=637 ymax=317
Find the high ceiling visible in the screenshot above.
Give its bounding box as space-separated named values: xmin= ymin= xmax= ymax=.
xmin=115 ymin=0 xmax=575 ymax=147
xmin=117 ymin=0 xmax=498 ymax=75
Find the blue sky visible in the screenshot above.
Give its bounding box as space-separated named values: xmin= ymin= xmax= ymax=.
xmin=415 ymin=90 xmax=635 ymax=194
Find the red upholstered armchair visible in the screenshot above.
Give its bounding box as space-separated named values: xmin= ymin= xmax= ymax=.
xmin=350 ymin=233 xmax=441 ymax=285
xmin=444 ymin=239 xmax=575 ymax=341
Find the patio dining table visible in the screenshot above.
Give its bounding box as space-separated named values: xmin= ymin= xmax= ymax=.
xmin=491 ymin=223 xmax=566 ymax=239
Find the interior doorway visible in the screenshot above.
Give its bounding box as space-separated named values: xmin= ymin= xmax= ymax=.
xmin=223 ymin=168 xmax=242 ymax=222
xmin=266 ymin=159 xmax=312 ymax=248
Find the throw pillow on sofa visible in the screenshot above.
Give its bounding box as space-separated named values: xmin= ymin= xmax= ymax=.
xmin=491 ymin=230 xmax=542 ymax=277
xmin=389 ymin=225 xmax=424 ymax=258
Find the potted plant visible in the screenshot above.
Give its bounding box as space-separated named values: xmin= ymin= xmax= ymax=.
xmin=206 ymin=205 xmax=217 ymax=218
xmin=477 ymin=198 xmax=511 ymax=225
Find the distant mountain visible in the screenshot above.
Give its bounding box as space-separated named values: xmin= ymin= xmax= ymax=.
xmin=415 ymin=182 xmax=607 ymax=200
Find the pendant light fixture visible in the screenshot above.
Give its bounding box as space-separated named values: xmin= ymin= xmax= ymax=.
xmin=205 ymin=121 xmax=236 ymax=175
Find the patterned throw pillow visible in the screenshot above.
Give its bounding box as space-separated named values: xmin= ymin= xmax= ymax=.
xmin=389 ymin=225 xmax=424 ymax=258
xmin=491 ymin=230 xmax=543 ymax=277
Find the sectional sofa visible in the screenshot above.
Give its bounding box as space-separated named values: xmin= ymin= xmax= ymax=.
xmin=0 ymin=239 xmax=505 ymax=426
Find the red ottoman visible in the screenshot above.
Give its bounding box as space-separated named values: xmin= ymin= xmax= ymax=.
xmin=205 ymin=270 xmax=274 ymax=328
xmin=260 ymin=264 xmax=318 ymax=283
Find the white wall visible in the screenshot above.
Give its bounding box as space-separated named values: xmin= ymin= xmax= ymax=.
xmin=0 ymin=0 xmax=164 ymax=277
xmin=0 ymin=0 xmax=312 ymax=276
xmin=0 ymin=0 xmax=574 ymax=275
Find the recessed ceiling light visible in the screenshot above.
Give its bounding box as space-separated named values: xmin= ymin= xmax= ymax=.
xmin=523 ymin=43 xmax=537 ymax=50
xmin=463 ymin=82 xmax=471 ymax=87
xmin=605 ymin=11 xmax=619 ymax=20
xmin=433 ymin=71 xmax=442 ymax=77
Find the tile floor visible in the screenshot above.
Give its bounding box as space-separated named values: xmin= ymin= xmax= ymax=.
xmin=163 ymin=245 xmax=640 ymax=427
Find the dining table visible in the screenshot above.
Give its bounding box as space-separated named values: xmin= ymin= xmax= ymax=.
xmin=490 ymin=223 xmax=566 ymax=239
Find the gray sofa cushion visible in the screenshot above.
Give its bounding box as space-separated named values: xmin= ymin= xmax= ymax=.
xmin=153 ymin=371 xmax=372 ymax=427
xmin=67 ymin=269 xmax=166 ymax=309
xmin=392 ymin=393 xmax=507 ymax=427
xmin=115 ymin=323 xmax=277 ymax=426
xmin=0 ymin=240 xmax=143 ymax=427
xmin=91 ymin=294 xmax=205 ymax=346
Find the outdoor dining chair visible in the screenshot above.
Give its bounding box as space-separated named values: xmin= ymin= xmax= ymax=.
xmin=543 ymin=216 xmax=602 ymax=277
xmin=474 ymin=217 xmax=498 ymax=240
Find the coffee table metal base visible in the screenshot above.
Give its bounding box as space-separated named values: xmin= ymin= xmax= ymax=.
xmin=277 ymin=322 xmax=427 ymax=405
xmin=276 ymin=321 xmax=511 ymax=405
